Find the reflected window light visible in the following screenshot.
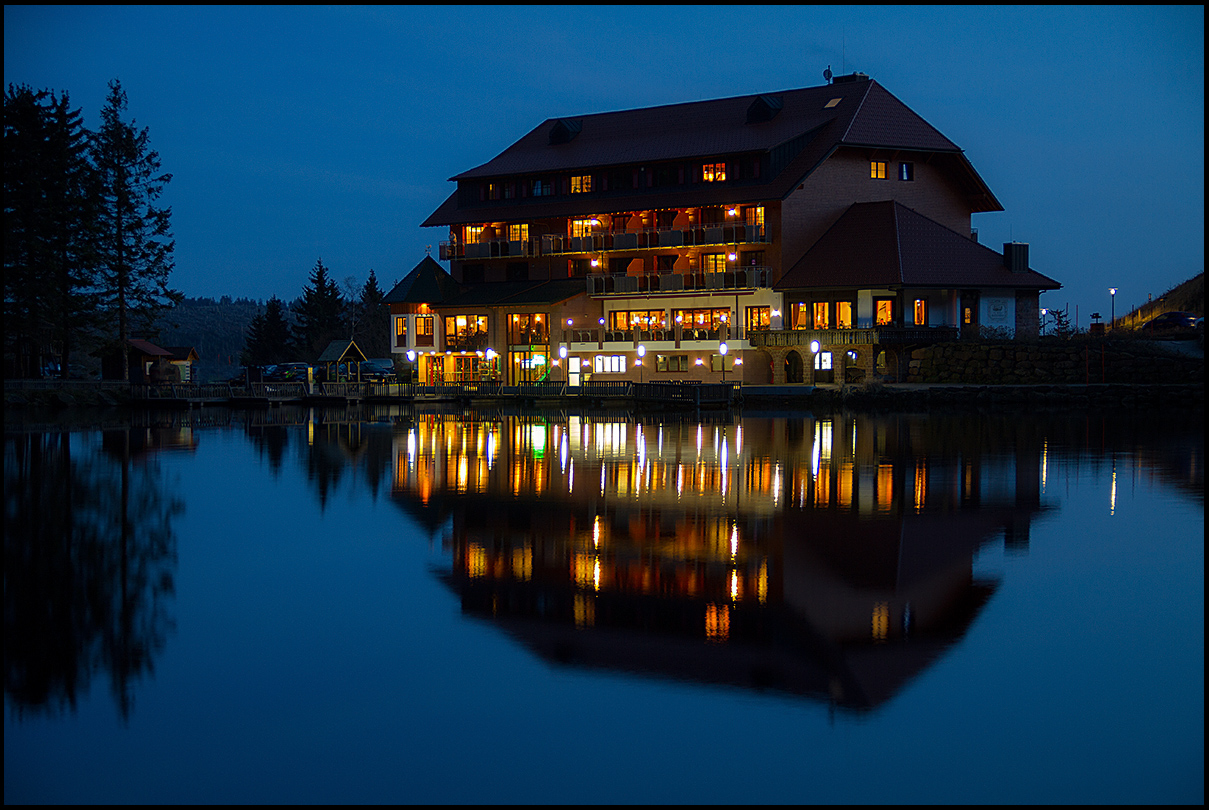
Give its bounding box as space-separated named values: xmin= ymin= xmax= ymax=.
xmin=574 ymin=593 xmax=595 ymax=628
xmin=1110 ymin=460 xmax=1118 ymax=516
xmin=468 ymin=543 xmax=488 ymax=579
xmin=705 ymin=603 xmax=730 ymax=642
xmin=729 ymin=569 xmax=741 ymax=601
xmin=872 ymin=602 xmax=890 ymax=641
xmin=512 ymin=546 xmax=533 ymax=581
xmin=757 ymin=559 xmax=768 ymax=604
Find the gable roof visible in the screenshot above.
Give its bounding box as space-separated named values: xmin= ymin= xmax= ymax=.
xmin=424 ymin=77 xmax=1000 ymax=227
xmin=317 ymin=339 xmax=367 ymax=364
xmin=128 ymin=338 xmax=173 ymax=357
xmin=163 ymin=346 xmax=200 ymax=362
xmin=383 ymin=256 xmax=462 ymax=305
xmin=776 ymin=201 xmax=1061 ymax=291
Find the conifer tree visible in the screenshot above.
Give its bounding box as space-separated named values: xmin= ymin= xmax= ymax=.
xmin=353 ymin=269 xmax=391 ymax=358
xmin=3 ymin=85 xmax=100 ymax=378
xmin=291 ymin=259 xmax=345 ymax=359
xmin=242 ymin=296 xmax=294 ymax=365
xmin=92 ymin=79 xmax=180 ymax=380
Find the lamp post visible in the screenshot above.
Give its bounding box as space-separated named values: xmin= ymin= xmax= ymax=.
xmin=636 ymin=344 xmax=645 ymax=383
xmin=1109 ymin=288 xmax=1117 ymax=331
xmin=719 ymin=342 xmax=728 ymax=383
xmin=1040 ymin=308 xmax=1049 ymax=336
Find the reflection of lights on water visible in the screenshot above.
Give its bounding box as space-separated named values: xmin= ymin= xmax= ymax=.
xmin=872 ymin=602 xmax=890 ymax=641
xmin=773 ymin=463 xmax=783 ymax=506
xmin=407 ymin=429 xmax=417 ymax=463
xmin=593 ymin=515 xmax=602 ymax=548
xmin=1041 ymin=440 xmax=1048 ymax=494
xmin=757 ymin=559 xmax=768 ymax=604
xmin=729 ymin=569 xmax=740 ymax=601
xmin=1110 ymin=459 xmax=1117 ymax=516
xmin=705 ymin=603 xmax=729 ymax=642
xmin=730 ymin=523 xmax=739 ymax=557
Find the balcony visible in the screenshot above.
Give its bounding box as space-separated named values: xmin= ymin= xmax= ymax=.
xmin=586 ymin=267 xmax=771 ymax=296
xmin=440 ymin=239 xmax=538 ymax=262
xmin=567 ymin=327 xmax=729 ymax=347
xmin=747 ymin=326 xmax=960 ymax=348
xmin=543 ymin=224 xmax=767 ymax=256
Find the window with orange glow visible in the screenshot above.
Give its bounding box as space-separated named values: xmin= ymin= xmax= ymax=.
xmin=702 ymin=163 xmax=726 ymax=182
xmin=836 ymin=301 xmax=853 ymax=328
xmin=508 ymin=223 xmax=528 ymax=242
xmin=870 ymin=161 xmax=887 ymax=179
xmin=416 ymin=315 xmax=434 ymax=346
xmin=571 ymin=175 xmax=592 ymax=193
xmin=914 ymin=299 xmax=927 ymax=326
xmin=464 ymin=225 xmax=484 ymax=243
xmin=876 ymin=299 xmax=894 ymax=326
xmin=394 ymin=317 xmax=407 ymax=347
xmin=813 ymin=302 xmax=830 ymax=329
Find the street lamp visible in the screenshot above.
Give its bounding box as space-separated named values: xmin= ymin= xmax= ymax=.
xmin=636 ymin=344 xmax=645 ymax=383
xmin=1040 ymin=308 xmax=1049 ymax=336
xmin=1109 ymin=288 xmax=1117 ymax=330
xmin=719 ymin=341 xmax=728 ymax=383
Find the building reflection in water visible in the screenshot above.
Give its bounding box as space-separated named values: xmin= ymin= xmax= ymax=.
xmin=391 ymin=411 xmax=1051 ymax=712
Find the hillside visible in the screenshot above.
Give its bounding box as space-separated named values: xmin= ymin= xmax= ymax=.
xmin=154 ymin=296 xmax=262 ymax=382
xmin=1116 ymin=273 xmax=1204 ymax=329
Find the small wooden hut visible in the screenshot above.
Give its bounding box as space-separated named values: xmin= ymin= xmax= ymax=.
xmin=317 ymin=339 xmax=367 ymax=382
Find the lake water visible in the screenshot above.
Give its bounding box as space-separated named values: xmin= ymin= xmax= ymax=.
xmin=4 ymin=404 xmax=1203 ymax=804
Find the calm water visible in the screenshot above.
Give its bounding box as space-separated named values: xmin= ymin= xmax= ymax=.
xmin=4 ymin=404 xmax=1204 ymax=804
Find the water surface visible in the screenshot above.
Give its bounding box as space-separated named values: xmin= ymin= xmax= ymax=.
xmin=4 ymin=405 xmax=1203 ymax=803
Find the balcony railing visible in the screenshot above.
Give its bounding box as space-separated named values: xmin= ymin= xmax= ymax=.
xmin=568 ymin=327 xmax=729 ymax=345
xmin=747 ymin=326 xmax=960 ymax=348
xmin=586 ymin=266 xmax=771 ymax=295
xmin=544 ymin=224 xmax=767 ymax=256
xmin=439 ymin=224 xmax=768 ymax=262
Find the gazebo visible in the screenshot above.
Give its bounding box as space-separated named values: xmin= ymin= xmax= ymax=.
xmin=317 ymin=339 xmax=367 ymax=383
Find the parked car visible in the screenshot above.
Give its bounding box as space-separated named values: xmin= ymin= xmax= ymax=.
xmin=1139 ymin=311 xmax=1199 ymax=335
xmin=359 ymin=359 xmax=397 ymax=383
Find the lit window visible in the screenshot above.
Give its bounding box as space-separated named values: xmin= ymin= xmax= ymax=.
xmin=570 ymin=218 xmax=598 ymax=238
xmin=914 ymin=299 xmax=927 ymax=326
xmin=824 ymin=97 xmax=842 ymax=109
xmin=876 ymin=299 xmax=894 ymax=326
xmin=702 ymin=253 xmax=727 ymax=273
xmin=593 ymin=355 xmax=627 ymax=374
xmin=571 ymin=175 xmax=592 ymax=193
xmin=836 ymin=301 xmax=853 ymax=329
xmin=813 ymin=302 xmax=830 ymax=329
xmin=464 ymin=225 xmax=484 ymax=244
xmin=870 ymin=161 xmax=887 ymax=179
xmin=745 ymin=206 xmax=764 ymax=228
xmin=899 ymin=162 xmax=914 ymax=181
xmin=508 ymin=223 xmax=528 ymax=242
xmin=745 ymin=306 xmax=770 ymax=332
xmin=702 ymin=163 xmax=727 ymax=182
xmin=395 ymin=317 xmax=408 ymax=348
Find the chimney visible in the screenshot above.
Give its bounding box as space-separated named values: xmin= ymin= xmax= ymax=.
xmin=1003 ymin=242 xmax=1029 ymax=273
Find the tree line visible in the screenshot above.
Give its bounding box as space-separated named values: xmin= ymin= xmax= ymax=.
xmin=4 ymin=79 xmax=179 ymax=380
xmin=240 ymin=259 xmax=391 ymax=367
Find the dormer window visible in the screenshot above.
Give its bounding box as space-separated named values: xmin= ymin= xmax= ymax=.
xmin=702 ymin=163 xmax=727 ymax=182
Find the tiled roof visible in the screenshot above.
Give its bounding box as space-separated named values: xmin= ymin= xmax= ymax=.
xmin=776 ymin=201 xmax=1061 ymax=291
xmin=128 ymin=338 xmax=173 ymax=357
xmin=383 ymin=256 xmax=461 ymax=304
xmin=424 ymin=78 xmax=999 ymax=227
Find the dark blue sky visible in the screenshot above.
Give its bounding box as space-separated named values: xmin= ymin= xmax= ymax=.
xmin=5 ymin=6 xmax=1203 ymax=323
